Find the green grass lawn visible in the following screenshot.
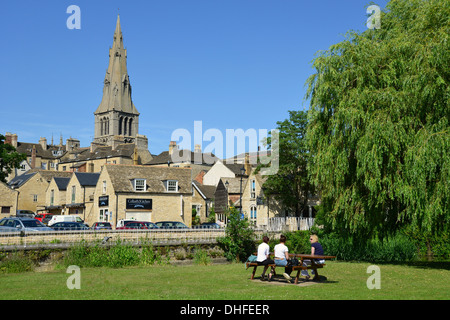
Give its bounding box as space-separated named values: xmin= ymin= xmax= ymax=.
xmin=0 ymin=261 xmax=448 ymax=300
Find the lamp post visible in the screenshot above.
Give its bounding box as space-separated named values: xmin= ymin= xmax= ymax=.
xmin=239 ymin=165 xmax=246 ymax=214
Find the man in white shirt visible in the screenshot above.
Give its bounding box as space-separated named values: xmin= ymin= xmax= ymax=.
xmin=256 ymin=236 xmax=274 ymax=281
xmin=274 ymin=234 xmax=293 ymax=281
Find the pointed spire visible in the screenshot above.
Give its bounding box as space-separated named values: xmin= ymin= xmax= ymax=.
xmin=95 ymin=15 xmax=139 ymax=116
xmin=113 ymin=14 xmax=123 ymax=48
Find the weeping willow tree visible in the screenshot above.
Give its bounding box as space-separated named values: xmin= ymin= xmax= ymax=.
xmin=305 ymin=0 xmax=449 ymax=240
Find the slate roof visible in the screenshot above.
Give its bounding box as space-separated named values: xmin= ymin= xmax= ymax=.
xmin=104 ymin=164 xmax=192 ymax=194
xmin=146 ymin=150 xmax=219 ymax=166
xmin=192 ymin=180 xmax=216 ymax=200
xmin=8 ymin=170 xmax=73 ymax=189
xmin=53 ymin=177 xmax=70 ymax=190
xmin=59 ymin=144 xmax=135 ymax=164
xmin=15 ymin=142 xmax=66 ymax=159
xmin=74 ymin=172 xmax=100 ymax=186
xmin=219 ymin=177 xmax=248 ymax=194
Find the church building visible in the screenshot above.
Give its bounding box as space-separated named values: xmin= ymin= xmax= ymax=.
xmin=93 ymin=15 xmax=147 ymax=150
xmin=58 ymin=15 xmax=152 ymax=172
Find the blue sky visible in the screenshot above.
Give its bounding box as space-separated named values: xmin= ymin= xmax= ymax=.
xmin=0 ymin=0 xmax=388 ymax=155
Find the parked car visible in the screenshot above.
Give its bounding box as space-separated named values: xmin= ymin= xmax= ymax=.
xmin=117 ymin=221 xmax=159 ymax=230
xmin=92 ymin=222 xmax=112 ymax=230
xmin=50 ymin=222 xmax=90 ymax=231
xmin=155 ymin=221 xmax=189 ymax=229
xmin=16 ymin=210 xmax=36 ymax=218
xmin=48 ymin=215 xmax=83 ymax=226
xmin=0 ymin=217 xmax=53 ymax=232
xmin=35 ymin=213 xmax=55 ymax=225
xmin=116 ymin=219 xmax=139 ymax=229
xmin=196 ymin=222 xmax=222 ymax=229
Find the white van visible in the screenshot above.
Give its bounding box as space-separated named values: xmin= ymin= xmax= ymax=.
xmin=48 ymin=215 xmax=83 ymax=226
xmin=116 ymin=219 xmax=137 ymax=229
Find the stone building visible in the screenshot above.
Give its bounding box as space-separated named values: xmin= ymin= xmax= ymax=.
xmin=87 ymin=164 xmax=192 ymax=227
xmin=191 ymin=180 xmax=215 ymax=224
xmin=45 ymin=177 xmax=70 ymax=214
xmin=64 ymin=172 xmax=100 ymax=220
xmin=3 ymin=133 xmax=68 ymax=181
xmin=8 ymin=170 xmax=73 ymax=213
xmin=0 ymin=182 xmax=19 ymax=219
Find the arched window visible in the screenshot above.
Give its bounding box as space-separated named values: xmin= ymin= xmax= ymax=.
xmin=119 ymin=116 xmax=123 ymax=135
xmin=124 ymin=117 xmax=128 ymax=136
xmin=100 ymin=117 xmax=104 ymax=136
xmin=129 ymin=118 xmax=133 ymax=136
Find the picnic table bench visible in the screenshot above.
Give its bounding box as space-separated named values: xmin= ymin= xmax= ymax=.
xmin=246 ymin=253 xmax=336 ymax=284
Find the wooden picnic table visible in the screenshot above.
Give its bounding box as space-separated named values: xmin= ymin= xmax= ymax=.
xmin=247 ymin=252 xmax=336 ymax=284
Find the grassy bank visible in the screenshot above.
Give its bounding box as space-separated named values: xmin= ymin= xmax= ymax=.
xmin=0 ymin=261 xmax=448 ymax=300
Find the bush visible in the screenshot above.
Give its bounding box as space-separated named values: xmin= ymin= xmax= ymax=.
xmin=217 ymin=207 xmax=256 ymax=262
xmin=0 ymin=251 xmax=34 ymax=273
xmin=193 ymin=248 xmax=211 ymax=265
xmin=319 ymin=233 xmax=417 ymax=262
xmin=63 ymin=240 xmax=141 ymax=268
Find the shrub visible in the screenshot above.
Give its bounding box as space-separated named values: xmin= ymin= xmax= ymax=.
xmin=193 ymin=248 xmax=211 ymax=265
xmin=0 ymin=251 xmax=34 ymax=273
xmin=217 ymin=207 xmax=256 ymax=262
xmin=319 ymin=232 xmax=417 ymax=262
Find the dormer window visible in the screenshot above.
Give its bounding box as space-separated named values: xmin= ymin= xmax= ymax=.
xmin=134 ymin=179 xmax=146 ymax=192
xmin=165 ymin=180 xmax=178 ymax=192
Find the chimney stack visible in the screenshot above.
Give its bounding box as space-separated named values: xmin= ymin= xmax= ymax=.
xmin=4 ymin=133 xmax=18 ymax=148
xmin=39 ymin=137 xmax=47 ymax=150
xmin=169 ymin=141 xmax=177 ymax=155
xmin=244 ymin=153 xmax=251 ymax=176
xmin=31 ymin=145 xmax=36 ymax=169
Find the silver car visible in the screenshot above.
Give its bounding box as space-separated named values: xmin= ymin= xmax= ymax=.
xmin=0 ymin=217 xmax=53 ymax=232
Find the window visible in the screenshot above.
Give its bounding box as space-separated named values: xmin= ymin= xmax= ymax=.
xmin=71 ymin=186 xmax=76 ymax=203
xmin=134 ymin=179 xmax=146 ymax=192
xmin=250 ymin=205 xmax=257 ymax=222
xmin=33 ymin=194 xmax=38 ymax=202
xmin=102 ymin=181 xmax=107 ymax=194
xmin=99 ymin=209 xmax=109 ymax=222
xmin=1 ymin=207 xmax=10 ymax=214
xmin=50 ymin=190 xmax=54 ymax=206
xmin=167 ymin=180 xmax=178 ymax=192
xmin=250 ymin=179 xmax=256 ymax=199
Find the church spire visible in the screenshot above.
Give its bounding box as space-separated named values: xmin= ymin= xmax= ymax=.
xmin=95 ymin=15 xmax=138 ymax=116
xmin=94 ymin=15 xmax=140 ymax=146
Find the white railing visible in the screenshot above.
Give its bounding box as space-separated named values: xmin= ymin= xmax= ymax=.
xmin=265 ymin=217 xmax=315 ymax=232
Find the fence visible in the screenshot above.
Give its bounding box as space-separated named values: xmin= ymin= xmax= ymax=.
xmin=265 ymin=217 xmax=315 ymax=232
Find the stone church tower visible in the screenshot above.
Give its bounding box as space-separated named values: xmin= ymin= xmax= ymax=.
xmin=93 ymin=15 xmax=148 ymax=151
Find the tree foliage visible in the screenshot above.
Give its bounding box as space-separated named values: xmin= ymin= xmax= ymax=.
xmin=257 ymin=110 xmax=314 ymax=216
xmin=0 ymin=134 xmax=26 ymax=183
xmin=305 ymin=0 xmax=449 ymax=239
xmin=217 ymin=207 xmax=255 ymax=262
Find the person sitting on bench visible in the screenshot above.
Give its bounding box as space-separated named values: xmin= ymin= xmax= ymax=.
xmin=274 ymin=234 xmax=292 ymax=281
xmin=301 ymin=234 xmax=325 ymax=279
xmin=256 ymin=236 xmax=275 ymax=281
